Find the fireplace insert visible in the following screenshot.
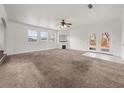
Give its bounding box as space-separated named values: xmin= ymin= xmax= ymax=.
xmin=62 ymin=45 xmax=66 ymax=49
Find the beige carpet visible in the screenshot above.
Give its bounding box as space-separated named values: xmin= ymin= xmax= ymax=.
xmin=0 ymin=49 xmax=124 ymax=88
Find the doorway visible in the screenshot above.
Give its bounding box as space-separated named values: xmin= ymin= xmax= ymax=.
xmin=89 ymin=32 xmax=111 ymax=54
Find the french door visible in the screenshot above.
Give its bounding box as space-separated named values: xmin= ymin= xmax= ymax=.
xmin=89 ymin=32 xmax=111 ymax=54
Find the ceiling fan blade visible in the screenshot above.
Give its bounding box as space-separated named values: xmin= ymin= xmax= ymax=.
xmin=65 ymin=23 xmax=72 ymax=25
xmin=67 ymin=25 xmax=70 ymax=27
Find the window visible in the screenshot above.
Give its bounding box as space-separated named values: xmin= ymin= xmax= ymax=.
xmin=89 ymin=33 xmax=96 ymax=50
xmin=28 ymin=30 xmax=38 ymax=42
xmin=40 ymin=32 xmax=48 ymax=40
xmin=101 ymin=32 xmax=110 ymax=52
xmin=50 ymin=32 xmax=56 ymax=42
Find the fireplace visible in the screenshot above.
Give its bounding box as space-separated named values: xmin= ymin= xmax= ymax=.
xmin=62 ymin=45 xmax=66 ymax=49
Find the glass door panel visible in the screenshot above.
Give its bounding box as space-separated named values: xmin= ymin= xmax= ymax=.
xmin=89 ymin=33 xmax=96 ymax=50
xmin=101 ymin=32 xmax=110 ymax=52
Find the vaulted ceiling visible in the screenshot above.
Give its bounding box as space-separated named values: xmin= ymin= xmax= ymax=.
xmin=4 ymin=4 xmax=124 ymax=30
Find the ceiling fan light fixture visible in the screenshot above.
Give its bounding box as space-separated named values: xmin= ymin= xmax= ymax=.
xmin=60 ymin=25 xmax=66 ymax=29
xmin=64 ymin=24 xmax=67 ymax=28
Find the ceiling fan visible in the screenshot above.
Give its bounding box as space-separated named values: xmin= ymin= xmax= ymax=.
xmin=59 ymin=5 xmax=92 ymax=29
xmin=60 ymin=20 xmax=72 ymax=28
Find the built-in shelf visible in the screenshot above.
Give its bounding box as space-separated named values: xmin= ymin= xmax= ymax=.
xmin=59 ymin=41 xmax=68 ymax=42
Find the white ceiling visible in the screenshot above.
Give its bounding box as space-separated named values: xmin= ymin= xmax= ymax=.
xmin=4 ymin=4 xmax=124 ymax=30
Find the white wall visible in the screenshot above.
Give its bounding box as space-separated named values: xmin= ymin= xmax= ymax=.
xmin=0 ymin=5 xmax=7 ymax=24
xmin=70 ymin=18 xmax=121 ymax=57
xmin=0 ymin=24 xmax=4 ymax=50
xmin=0 ymin=5 xmax=7 ymax=51
xmin=6 ymin=21 xmax=57 ymax=55
xmin=121 ymin=11 xmax=124 ymax=59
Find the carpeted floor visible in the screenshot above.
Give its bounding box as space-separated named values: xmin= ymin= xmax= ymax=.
xmin=0 ymin=49 xmax=124 ymax=88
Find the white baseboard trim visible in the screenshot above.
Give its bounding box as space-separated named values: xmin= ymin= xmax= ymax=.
xmin=7 ymin=48 xmax=57 ymax=55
